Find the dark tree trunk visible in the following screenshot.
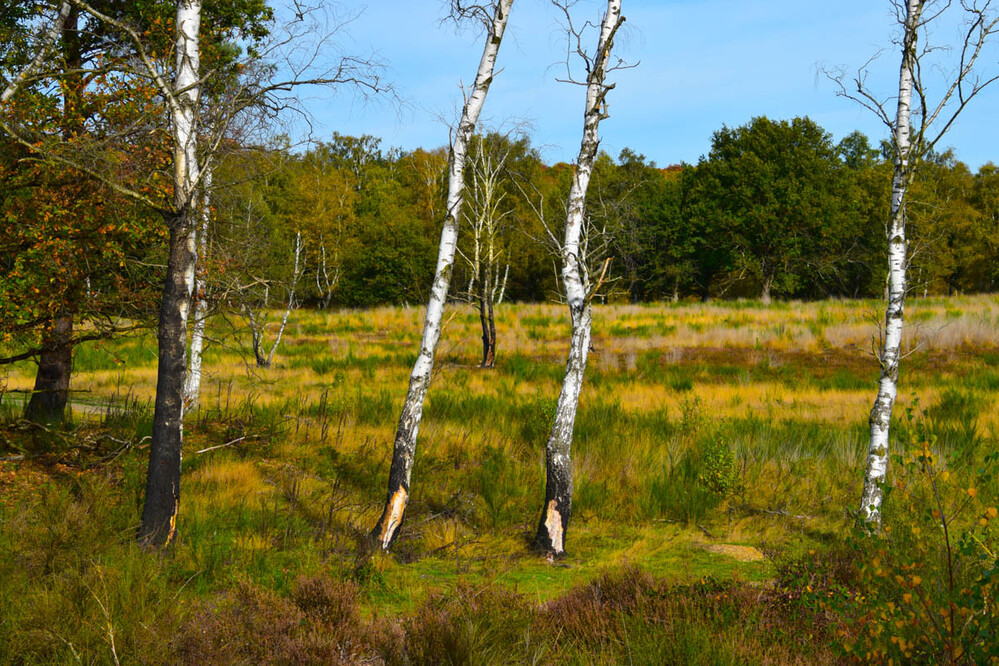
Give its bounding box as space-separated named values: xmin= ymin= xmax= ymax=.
xmin=24 ymin=316 xmax=73 ymax=423
xmin=485 ymin=282 xmax=497 ymax=368
xmin=139 ymin=216 xmax=196 ymax=548
xmin=478 ymin=263 xmax=496 ymax=368
xmin=24 ymin=8 xmax=82 ymax=425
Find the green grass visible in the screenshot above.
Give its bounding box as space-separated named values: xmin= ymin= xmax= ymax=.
xmin=2 ymin=296 xmax=998 ymax=662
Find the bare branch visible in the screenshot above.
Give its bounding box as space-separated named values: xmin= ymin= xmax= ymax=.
xmin=0 ymin=2 xmax=72 ymax=103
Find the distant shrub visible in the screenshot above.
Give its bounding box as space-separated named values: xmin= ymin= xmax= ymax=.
xmin=699 ymin=438 xmax=743 ymax=499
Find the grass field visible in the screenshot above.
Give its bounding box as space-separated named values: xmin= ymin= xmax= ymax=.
xmin=1 ymin=295 xmax=998 ymax=663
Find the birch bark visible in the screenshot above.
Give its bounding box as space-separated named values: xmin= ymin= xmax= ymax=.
xmin=183 ymin=166 xmax=212 ymax=410
xmin=370 ymin=0 xmax=514 ymax=550
xmin=139 ymin=0 xmax=201 ymax=548
xmin=534 ymin=0 xmax=624 ymax=557
xmin=264 ymin=231 xmax=302 ymax=367
xmin=859 ymin=0 xmax=921 ymax=526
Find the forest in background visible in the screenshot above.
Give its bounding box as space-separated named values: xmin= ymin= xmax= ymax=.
xmin=106 ymin=121 xmax=999 ymax=313
xmin=9 ymin=117 xmax=999 ymax=364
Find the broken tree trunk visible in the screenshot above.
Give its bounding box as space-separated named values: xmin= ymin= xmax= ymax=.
xmin=534 ymin=0 xmax=625 ymax=558
xmin=370 ymin=0 xmax=515 ymax=551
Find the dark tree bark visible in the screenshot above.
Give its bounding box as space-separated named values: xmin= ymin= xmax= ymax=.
xmin=478 ymin=263 xmax=496 ymax=367
xmin=485 ymin=271 xmax=497 ymax=368
xmin=23 ymin=316 xmax=73 ymax=423
xmin=139 ymin=215 xmax=196 ymax=547
xmin=24 ymin=7 xmax=82 ymax=423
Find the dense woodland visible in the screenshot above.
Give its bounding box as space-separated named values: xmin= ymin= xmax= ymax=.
xmin=15 ymin=121 xmax=993 ymax=315
xmin=9 ymin=119 xmax=999 ymax=353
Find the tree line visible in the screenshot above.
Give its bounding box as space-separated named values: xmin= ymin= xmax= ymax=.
xmin=177 ymin=120 xmax=999 ymax=316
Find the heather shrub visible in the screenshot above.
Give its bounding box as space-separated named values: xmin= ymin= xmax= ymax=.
xmin=390 ymin=583 xmax=541 ymax=666
xmin=177 ymin=578 xmax=365 ymax=665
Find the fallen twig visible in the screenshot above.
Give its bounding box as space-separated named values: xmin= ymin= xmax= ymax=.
xmin=196 ymin=436 xmax=250 ymax=454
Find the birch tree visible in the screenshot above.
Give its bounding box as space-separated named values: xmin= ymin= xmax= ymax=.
xmin=370 ymin=0 xmax=515 ymax=551
xmin=244 ymin=231 xmax=304 ymax=368
xmin=534 ymin=0 xmax=626 ymax=558
xmin=297 ymin=144 xmax=359 ymax=309
xmin=136 ymin=0 xmax=204 ymax=547
xmin=461 ymin=132 xmax=519 ymax=368
xmin=183 ymin=168 xmax=212 ymax=410
xmin=830 ymin=0 xmax=999 ymax=526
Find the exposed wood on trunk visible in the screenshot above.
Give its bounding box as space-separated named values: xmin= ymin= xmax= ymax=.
xmin=534 ymin=0 xmax=625 ymax=558
xmin=370 ymin=0 xmax=514 ymax=550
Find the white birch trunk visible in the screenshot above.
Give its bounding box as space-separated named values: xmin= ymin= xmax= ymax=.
xmin=465 ymin=135 xmax=510 ymax=367
xmin=140 ymin=0 xmax=201 ymax=547
xmin=371 ymin=0 xmax=515 ymax=550
xmin=534 ymin=0 xmax=624 ymax=557
xmin=183 ymin=166 xmax=212 ymax=410
xmin=264 ymin=231 xmax=302 ymax=367
xmin=496 ymin=263 xmax=509 ymax=304
xmin=0 ymin=2 xmax=71 ymax=104
xmin=245 ymin=231 xmax=303 ymax=368
xmin=316 ymin=241 xmax=339 ymax=309
xmin=859 ymin=0 xmax=921 ymax=527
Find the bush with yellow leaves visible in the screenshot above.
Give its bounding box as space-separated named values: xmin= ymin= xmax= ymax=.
xmin=833 ymin=427 xmax=999 ymax=664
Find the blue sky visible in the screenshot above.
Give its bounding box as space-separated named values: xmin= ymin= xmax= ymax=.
xmin=296 ymin=0 xmax=999 ymax=169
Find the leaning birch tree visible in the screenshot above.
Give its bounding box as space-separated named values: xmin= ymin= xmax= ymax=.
xmin=534 ymin=0 xmax=626 ymax=557
xmin=830 ymin=0 xmax=999 ymax=526
xmin=370 ymin=0 xmax=515 ymax=551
